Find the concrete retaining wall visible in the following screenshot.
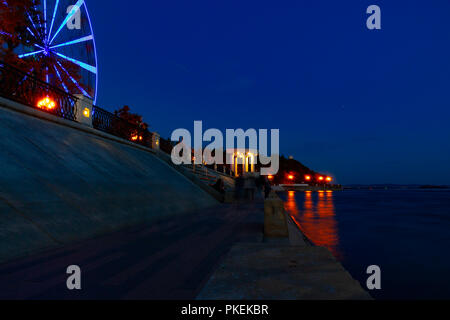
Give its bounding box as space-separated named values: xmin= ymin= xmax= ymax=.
xmin=0 ymin=100 xmax=218 ymax=263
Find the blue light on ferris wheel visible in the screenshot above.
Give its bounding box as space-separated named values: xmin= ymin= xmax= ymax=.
xmin=18 ymin=50 xmax=44 ymax=58
xmin=27 ymin=12 xmax=38 ymax=32
xmin=56 ymin=61 xmax=92 ymax=98
xmin=48 ymin=0 xmax=60 ymax=39
xmin=50 ymin=35 xmax=93 ymax=49
xmin=53 ymin=65 xmax=69 ymax=93
xmin=26 ymin=27 xmax=37 ymax=39
xmin=55 ymin=52 xmax=97 ymax=74
xmin=43 ymin=0 xmax=47 ymax=39
xmin=83 ymin=0 xmax=98 ymax=104
xmin=49 ymin=0 xmax=85 ymax=45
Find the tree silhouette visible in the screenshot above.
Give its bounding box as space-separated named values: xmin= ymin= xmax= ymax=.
xmin=114 ymin=105 xmax=151 ymax=145
xmin=114 ymin=106 xmax=149 ymax=130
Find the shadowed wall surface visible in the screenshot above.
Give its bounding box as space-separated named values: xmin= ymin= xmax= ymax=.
xmin=0 ymin=104 xmax=217 ymax=264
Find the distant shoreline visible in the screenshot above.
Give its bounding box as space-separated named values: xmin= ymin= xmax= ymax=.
xmin=343 ymin=184 xmax=449 ymax=190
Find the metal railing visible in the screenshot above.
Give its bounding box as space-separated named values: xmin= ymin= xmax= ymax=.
xmin=92 ymin=105 xmax=151 ymax=146
xmin=0 ymin=61 xmax=78 ymax=121
xmin=0 ymin=61 xmax=151 ymax=146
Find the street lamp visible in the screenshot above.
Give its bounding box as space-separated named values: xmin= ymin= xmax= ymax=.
xmin=37 ymin=96 xmax=56 ymax=110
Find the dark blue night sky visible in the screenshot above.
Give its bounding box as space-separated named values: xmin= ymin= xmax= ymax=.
xmin=88 ymin=0 xmax=450 ymax=185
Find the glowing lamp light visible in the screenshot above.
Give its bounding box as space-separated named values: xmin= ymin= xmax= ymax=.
xmin=326 ymin=177 xmax=332 ymax=182
xmin=131 ymin=134 xmax=143 ymax=142
xmin=318 ymin=176 xmax=324 ymax=181
xmin=288 ymin=175 xmax=294 ymax=180
xmin=305 ymin=175 xmax=311 ymax=181
xmin=83 ymin=107 xmax=90 ymax=118
xmin=268 ymin=175 xmax=274 ymax=180
xmin=37 ymin=97 xmax=56 ymax=110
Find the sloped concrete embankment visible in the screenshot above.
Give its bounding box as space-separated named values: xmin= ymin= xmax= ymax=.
xmin=0 ymin=100 xmax=218 ymax=264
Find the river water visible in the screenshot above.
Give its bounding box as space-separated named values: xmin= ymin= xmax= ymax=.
xmin=279 ymin=189 xmax=450 ymax=299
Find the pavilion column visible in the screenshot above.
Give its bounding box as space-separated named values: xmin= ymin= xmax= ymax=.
xmin=245 ymin=155 xmax=249 ymax=173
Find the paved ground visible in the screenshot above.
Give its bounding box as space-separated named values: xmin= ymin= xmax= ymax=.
xmin=0 ymin=202 xmax=264 ymax=300
xmin=198 ymin=243 xmax=372 ymax=300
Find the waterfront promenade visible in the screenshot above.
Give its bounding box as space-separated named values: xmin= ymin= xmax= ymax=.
xmin=0 ymin=96 xmax=369 ymax=300
xmin=0 ymin=196 xmax=370 ymax=300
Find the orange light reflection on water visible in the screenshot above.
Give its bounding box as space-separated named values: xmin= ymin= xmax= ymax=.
xmin=285 ymin=191 xmax=340 ymax=257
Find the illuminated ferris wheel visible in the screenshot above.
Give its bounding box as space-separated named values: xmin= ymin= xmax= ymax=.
xmin=16 ymin=0 xmax=98 ymax=104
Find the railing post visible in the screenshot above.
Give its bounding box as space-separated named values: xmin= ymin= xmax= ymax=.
xmin=151 ymin=132 xmax=160 ymax=150
xmin=74 ymin=94 xmax=93 ymax=127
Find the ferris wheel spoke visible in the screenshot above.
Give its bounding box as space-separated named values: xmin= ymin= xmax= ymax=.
xmin=53 ymin=64 xmax=69 ymax=93
xmin=49 ymin=0 xmax=85 ymax=45
xmin=0 ymin=31 xmax=12 ymax=38
xmin=26 ymin=27 xmax=37 ymax=39
xmin=33 ymin=0 xmax=44 ymax=30
xmin=55 ymin=52 xmax=97 ymax=74
xmin=18 ymin=50 xmax=44 ymax=58
xmin=56 ymin=61 xmax=92 ymax=98
xmin=43 ymin=0 xmax=47 ymax=40
xmin=27 ymin=13 xmax=39 ymax=35
xmin=50 ymin=35 xmax=93 ymax=49
xmin=48 ymin=0 xmax=60 ymax=41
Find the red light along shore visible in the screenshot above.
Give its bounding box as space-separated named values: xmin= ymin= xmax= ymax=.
xmin=275 ymin=184 xmax=343 ymax=192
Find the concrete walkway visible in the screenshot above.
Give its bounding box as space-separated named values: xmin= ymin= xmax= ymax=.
xmin=198 ymin=243 xmax=371 ymax=300
xmin=197 ymin=198 xmax=371 ymax=300
xmin=0 ymin=202 xmax=264 ymax=300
